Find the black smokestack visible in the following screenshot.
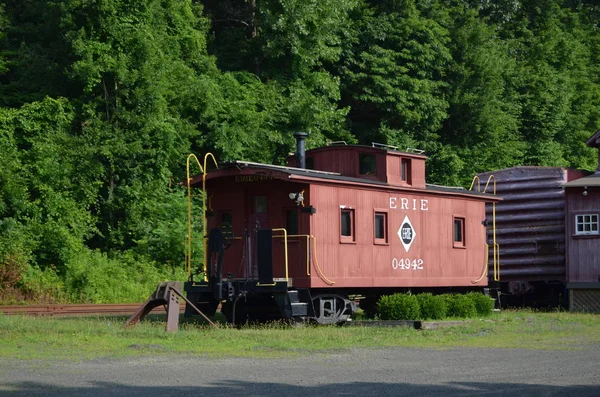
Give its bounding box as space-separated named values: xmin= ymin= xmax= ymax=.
xmin=294 ymin=131 xmax=308 ymax=169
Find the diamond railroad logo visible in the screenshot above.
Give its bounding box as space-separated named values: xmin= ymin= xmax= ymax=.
xmin=397 ymin=215 xmax=416 ymax=252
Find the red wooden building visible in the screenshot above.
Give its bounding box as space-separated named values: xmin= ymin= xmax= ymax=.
xmin=564 ymin=130 xmax=600 ymax=312
xmin=185 ymin=134 xmax=499 ymax=323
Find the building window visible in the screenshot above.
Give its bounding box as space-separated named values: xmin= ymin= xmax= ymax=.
xmin=340 ymin=208 xmax=355 ymax=242
xmin=401 ymin=158 xmax=412 ymax=185
xmin=374 ymin=212 xmax=388 ymax=244
xmin=453 ymin=217 xmax=465 ymax=247
xmin=285 ymin=208 xmax=298 ymax=235
xmin=575 ymin=214 xmax=599 ymax=235
xmin=359 ymin=153 xmax=376 ymax=175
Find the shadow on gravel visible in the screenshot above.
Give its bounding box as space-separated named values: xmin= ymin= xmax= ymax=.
xmin=3 ymin=380 xmax=599 ymax=397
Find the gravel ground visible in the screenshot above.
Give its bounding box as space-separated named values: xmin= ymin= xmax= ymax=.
xmin=2 ymin=347 xmax=600 ymax=396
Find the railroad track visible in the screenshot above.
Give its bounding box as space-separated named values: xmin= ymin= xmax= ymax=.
xmin=0 ymin=303 xmax=185 ymax=317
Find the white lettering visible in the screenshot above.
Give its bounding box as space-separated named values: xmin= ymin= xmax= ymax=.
xmin=391 ymin=258 xmax=424 ymax=271
xmin=400 ymin=198 xmax=409 ymax=210
xmin=388 ymin=197 xmax=430 ymax=212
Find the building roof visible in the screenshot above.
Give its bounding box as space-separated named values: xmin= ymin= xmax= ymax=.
xmin=563 ymin=172 xmax=600 ymax=188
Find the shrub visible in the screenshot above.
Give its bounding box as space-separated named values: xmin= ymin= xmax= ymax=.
xmin=64 ymin=249 xmax=187 ymax=303
xmin=417 ymin=293 xmax=447 ymax=320
xmin=467 ymin=292 xmax=495 ymax=316
xmin=377 ymin=293 xmax=420 ymax=320
xmin=22 ymin=264 xmax=66 ymax=303
xmin=0 ymin=252 xmax=29 ymax=303
xmin=444 ymin=294 xmax=477 ymax=318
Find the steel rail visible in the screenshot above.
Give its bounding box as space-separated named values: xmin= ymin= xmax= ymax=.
xmin=0 ymin=303 xmax=185 ymax=317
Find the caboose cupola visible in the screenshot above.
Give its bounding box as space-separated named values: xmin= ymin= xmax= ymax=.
xmin=288 ymin=142 xmax=427 ymax=188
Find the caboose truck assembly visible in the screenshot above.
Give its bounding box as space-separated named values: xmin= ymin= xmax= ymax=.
xmin=172 ymin=132 xmax=500 ymax=326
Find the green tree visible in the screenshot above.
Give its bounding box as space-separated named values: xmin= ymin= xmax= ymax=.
xmin=0 ymin=98 xmax=98 ymax=273
xmin=437 ymin=2 xmax=525 ymax=184
xmin=339 ymin=0 xmax=451 ymax=152
xmin=477 ymin=0 xmax=600 ymax=170
xmin=0 ymin=0 xmax=76 ymax=107
xmin=203 ymin=0 xmax=356 ymax=153
xmin=56 ymin=0 xmax=212 ymax=257
xmin=0 ymin=3 xmax=7 ymax=75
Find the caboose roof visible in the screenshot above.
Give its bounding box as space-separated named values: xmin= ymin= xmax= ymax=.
xmin=193 ymin=160 xmax=499 ymax=201
xmin=303 ymin=143 xmax=428 ymax=159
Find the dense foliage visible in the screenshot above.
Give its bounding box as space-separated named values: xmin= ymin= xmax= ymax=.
xmin=377 ymin=292 xmax=421 ymax=320
xmin=377 ymin=292 xmax=494 ymax=320
xmin=1 ymin=0 xmax=599 ymax=303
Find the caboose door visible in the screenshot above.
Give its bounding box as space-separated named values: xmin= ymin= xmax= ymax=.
xmin=247 ymin=194 xmax=269 ymax=279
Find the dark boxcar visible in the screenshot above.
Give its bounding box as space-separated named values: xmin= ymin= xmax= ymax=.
xmin=477 ymin=167 xmax=587 ymax=307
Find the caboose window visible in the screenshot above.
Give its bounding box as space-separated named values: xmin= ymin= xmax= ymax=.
xmin=401 ymin=159 xmax=412 ymax=184
xmin=221 ymin=212 xmax=233 ymax=228
xmin=453 ymin=217 xmax=465 ymax=247
xmin=254 ymin=196 xmax=267 ymax=213
xmin=340 ymin=209 xmax=355 ymax=242
xmin=374 ymin=212 xmax=388 ymax=244
xmin=575 ymin=214 xmax=599 ymax=235
xmin=359 ymin=154 xmax=376 ymax=175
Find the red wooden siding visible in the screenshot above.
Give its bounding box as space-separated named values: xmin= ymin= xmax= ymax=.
xmin=201 ymin=159 xmax=493 ymax=291
xmin=307 ymin=185 xmax=488 ymax=288
xmin=565 ymin=188 xmax=600 ymax=283
xmin=288 ymin=145 xmax=426 ymax=188
xmin=385 ymin=154 xmax=425 ymax=188
xmin=205 ymin=176 xmax=311 ymax=282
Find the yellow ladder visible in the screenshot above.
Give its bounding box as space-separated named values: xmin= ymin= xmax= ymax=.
xmin=185 ymin=153 xmax=218 ymax=281
xmin=470 ymin=175 xmax=500 ymax=282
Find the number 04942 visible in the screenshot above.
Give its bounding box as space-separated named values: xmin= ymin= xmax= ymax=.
xmin=392 ymin=258 xmax=424 ymax=270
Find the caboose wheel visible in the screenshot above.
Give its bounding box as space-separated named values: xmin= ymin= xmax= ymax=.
xmin=311 ymin=294 xmax=355 ymax=325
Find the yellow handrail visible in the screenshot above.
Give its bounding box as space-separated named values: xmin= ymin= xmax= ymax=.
xmin=270 ymin=232 xmax=334 ymax=284
xmin=309 ymin=235 xmax=335 ymax=285
xmin=471 ymin=243 xmax=489 ymax=284
xmin=469 ymin=175 xmax=481 ymax=191
xmin=470 ymin=174 xmax=500 ymax=282
xmin=186 ymin=153 xmax=218 ymax=281
xmin=483 ymin=175 xmax=500 ymax=282
xmin=272 ymin=234 xmax=311 ymax=276
xmin=202 ymin=153 xmax=218 ymax=281
xmin=494 ymin=243 xmax=500 ymax=282
xmin=258 ymin=228 xmax=290 ymax=286
xmin=272 ymin=228 xmax=289 ymax=282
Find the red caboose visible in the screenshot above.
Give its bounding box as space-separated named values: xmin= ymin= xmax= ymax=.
xmin=184 ymin=133 xmax=499 ymax=324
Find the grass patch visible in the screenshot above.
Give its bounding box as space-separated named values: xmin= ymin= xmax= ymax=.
xmin=1 ymin=310 xmax=600 ymax=361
